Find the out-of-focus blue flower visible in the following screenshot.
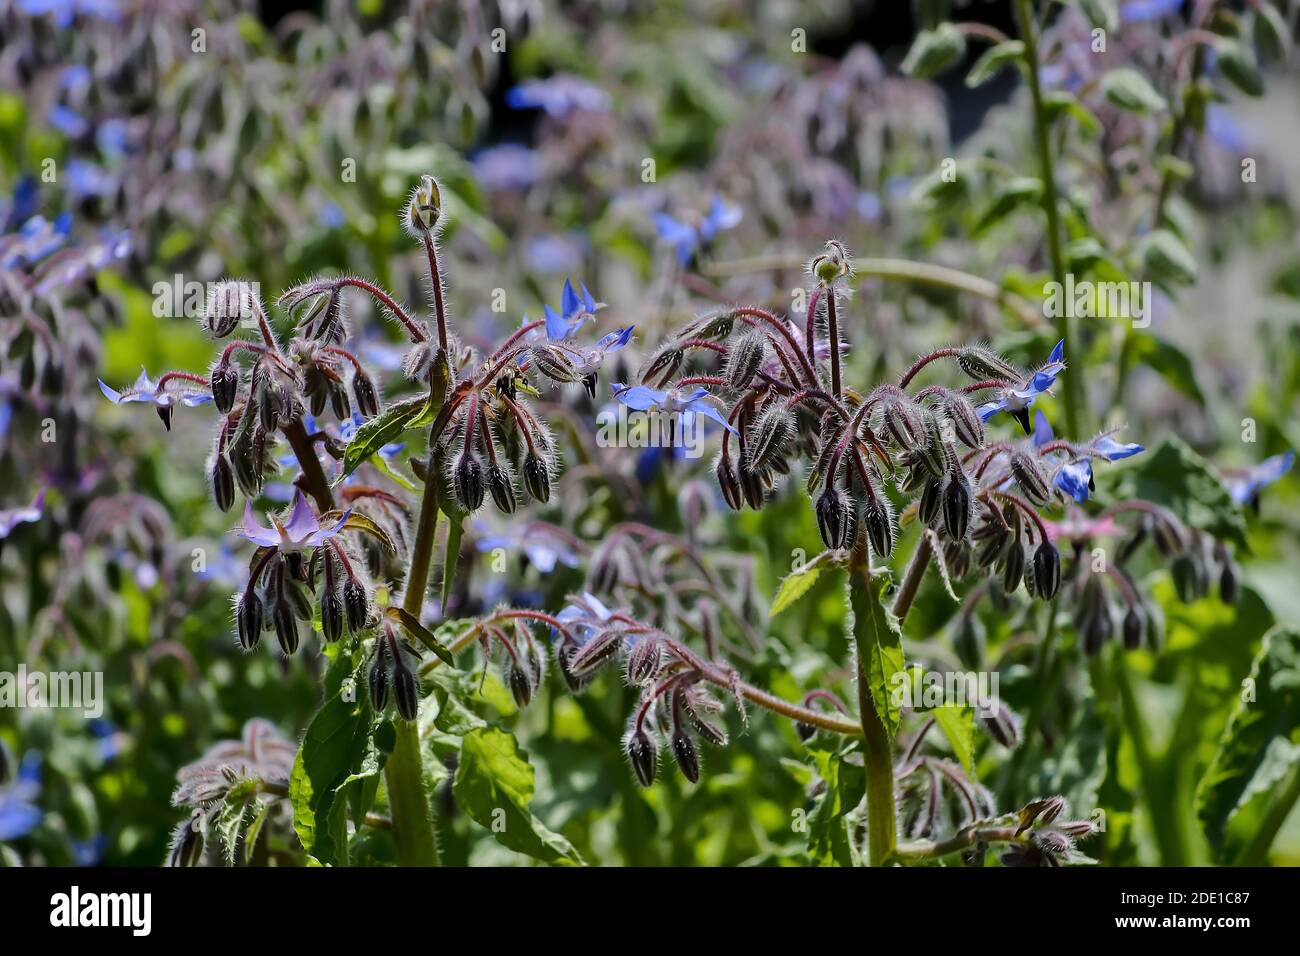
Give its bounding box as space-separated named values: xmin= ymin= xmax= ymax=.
xmin=31 ymin=228 xmax=131 ymax=295
xmin=67 ymin=159 xmax=113 ymax=199
xmin=240 ymin=491 xmax=349 ymax=551
xmin=1091 ymin=434 xmax=1145 ymax=462
xmin=857 ymin=192 xmax=883 ymax=222
xmin=0 ymin=752 xmax=42 ymax=842
xmin=474 ymin=522 xmax=583 ymax=574
xmin=88 ymin=719 xmax=121 ymax=762
xmin=319 ymin=202 xmax=345 ymax=229
xmin=48 ymin=105 xmax=89 ymax=138
xmin=195 ymin=543 xmax=247 ymax=585
xmin=506 ymin=75 xmax=610 ymax=117
xmin=1206 ymin=105 xmax=1248 ymax=153
xmin=59 ymin=64 xmax=92 ymax=89
xmin=654 ymin=195 xmax=742 ymax=266
xmin=18 ymin=0 xmax=121 ymax=28
xmin=1 ymin=177 xmax=40 ymax=233
xmin=612 ymin=383 xmax=737 ymax=435
xmin=0 ymin=490 xmax=44 ymax=539
xmin=473 ymin=143 xmax=541 ymax=192
xmin=73 ymin=835 xmax=107 ymax=866
xmin=0 ymin=213 xmax=71 ymax=268
xmin=98 ymin=368 xmax=212 ymax=409
xmin=524 ymin=233 xmax=585 ymax=274
xmin=1224 ymin=451 xmax=1294 ymax=507
xmin=978 ymin=340 xmax=1066 ymax=433
xmin=1121 ymin=0 xmax=1182 ymax=24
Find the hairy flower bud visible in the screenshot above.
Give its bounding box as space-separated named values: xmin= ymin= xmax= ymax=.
xmin=640 ymin=346 xmax=684 ymax=388
xmin=530 ymin=344 xmax=578 ymax=384
xmin=210 ymin=363 xmax=239 ymax=414
xmin=452 ymin=451 xmax=485 ymax=512
xmin=203 ymin=283 xmax=249 ymax=338
xmin=321 ymin=587 xmax=344 ymax=644
xmin=568 ymin=629 xmax=623 ymax=678
xmin=347 ymin=370 xmax=377 ymax=419
xmin=919 ymin=477 xmax=943 ymax=527
xmin=725 ymin=331 xmax=766 ymax=389
xmin=626 ymin=727 xmax=659 ymax=788
xmin=957 ymin=345 xmax=1020 ymax=383
xmin=625 ymin=635 xmax=662 ymax=686
xmin=942 ymin=470 xmax=972 ymax=541
xmin=863 ymin=497 xmax=894 ymax=557
xmin=1032 ymin=542 xmax=1061 ymax=600
xmin=236 ymin=592 xmax=262 ymax=651
xmin=979 ymin=701 xmax=1022 ymax=749
xmin=1001 ymin=539 xmax=1026 ymax=593
xmin=343 ymin=578 xmax=369 ymax=632
xmin=408 ymin=174 xmax=441 ymax=232
xmin=883 ymin=399 xmax=926 ymax=449
xmin=369 ymin=643 xmax=390 ymax=710
xmin=716 ymin=455 xmax=742 ymax=511
xmin=169 ymin=815 xmax=205 ymax=867
xmin=737 ymin=460 xmax=765 ymax=510
xmin=1122 ymin=603 xmax=1146 ymax=650
xmin=746 ymin=407 xmax=794 ymax=472
xmin=943 ymin=393 xmax=984 ymax=449
xmin=671 ymin=729 xmax=700 ymax=784
xmin=508 ymin=664 xmax=534 ymax=709
xmin=485 ymin=463 xmax=517 ymax=515
xmin=1010 ymin=453 xmax=1052 ymax=507
xmin=209 ymin=453 xmax=235 ymax=512
xmin=272 ymin=596 xmax=299 ymax=655
xmin=393 ymin=663 xmax=420 ymax=721
xmin=522 ymin=451 xmax=552 ymax=503
xmin=816 ymin=488 xmax=853 ymax=550
xmin=556 ymin=643 xmax=590 ymax=694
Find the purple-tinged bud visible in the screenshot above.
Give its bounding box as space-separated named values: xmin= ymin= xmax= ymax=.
xmin=883 ymin=400 xmax=927 ymax=449
xmin=815 ymin=487 xmax=852 ymax=550
xmin=486 ymin=463 xmax=517 ymax=515
xmin=725 ymin=331 xmax=767 ymax=389
xmin=272 ymin=597 xmax=299 ymax=655
xmin=671 ymin=729 xmax=700 ymax=783
xmin=329 ymin=379 xmax=350 ymax=420
xmin=737 ymin=460 xmax=766 ymax=510
xmin=508 ymin=664 xmax=534 ymax=708
xmin=168 ymin=815 xmax=205 ymax=867
xmin=352 ymin=370 xmax=379 ymax=418
xmin=1001 ymin=540 xmax=1025 ymax=593
xmin=522 ymin=452 xmax=552 ymax=503
xmin=1054 ymin=819 xmax=1097 ymax=839
xmin=1152 ymin=515 xmax=1188 ymax=556
xmin=942 ymin=470 xmax=972 ymax=541
xmin=640 ymin=346 xmax=684 ymax=388
xmin=211 ymin=363 xmax=239 ymax=414
xmin=625 ymin=635 xmax=662 ymax=686
xmin=236 ymin=593 xmax=263 ymax=651
xmin=1031 ymin=829 xmax=1072 ymax=857
xmin=530 ymin=344 xmax=578 ymax=384
xmin=452 ymin=452 xmax=485 ymax=512
xmin=556 ymin=643 xmax=591 ymax=694
xmin=684 ymin=695 xmax=728 ymax=747
xmin=1122 ymin=603 xmax=1146 ymax=650
xmin=626 ymin=727 xmax=659 ymax=788
xmin=863 ymin=497 xmax=895 ymax=557
xmin=567 ymin=629 xmax=623 ymax=678
xmin=956 ymin=345 xmax=1020 ymax=383
xmin=209 ymin=453 xmax=235 ymax=513
xmin=369 ymin=645 xmax=390 ymax=711
xmin=1010 ymin=453 xmax=1052 ymax=506
xmin=945 ymin=539 xmax=972 ymax=580
xmin=978 ymin=701 xmax=1022 ymax=748
xmin=919 ymin=477 xmax=943 ymax=527
xmin=343 ymin=578 xmax=369 ymax=632
xmin=393 ymin=663 xmax=420 ymax=721
xmin=1032 ymin=542 xmax=1061 ymax=600
xmin=943 ymin=393 xmax=984 ymax=448
xmin=321 ymin=588 xmax=344 ymax=643
xmin=1017 ymin=795 xmax=1067 ymax=832
xmin=716 ymin=456 xmax=743 ymax=511
xmin=746 ymin=407 xmax=795 ymax=472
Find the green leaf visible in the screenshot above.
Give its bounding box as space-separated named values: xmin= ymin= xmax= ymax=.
xmin=1123 ymin=334 xmax=1206 ymax=406
xmin=1114 ymin=436 xmax=1247 ymax=547
xmin=1214 ymin=38 xmax=1264 ymax=97
xmin=1196 ymin=626 xmax=1300 ymax=858
xmin=1139 ymin=229 xmax=1198 ymax=287
xmin=847 ymin=568 xmax=905 ymax=737
xmin=1100 ymin=68 xmax=1167 ymax=114
xmin=971 ymin=177 xmax=1043 ymax=237
xmin=1078 ymin=0 xmax=1118 ymax=31
xmin=806 ymin=744 xmax=866 ymax=866
xmin=288 ymin=652 xmax=375 ymax=865
xmin=1252 ymin=4 xmax=1292 ymax=62
xmin=385 ymin=606 xmax=458 ymax=665
xmin=965 ymin=40 xmax=1025 ymax=88
xmin=453 ymin=727 xmax=584 ymax=865
xmin=1042 ymin=91 xmax=1102 ymax=138
xmin=933 ymin=706 xmax=975 ymax=775
xmin=901 ymin=23 xmax=966 ymax=80
xmin=338 ymin=394 xmax=432 ymax=481
xmin=771 ymin=551 xmax=834 ymax=617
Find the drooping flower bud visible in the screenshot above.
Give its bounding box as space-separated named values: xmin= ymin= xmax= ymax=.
xmin=567 ymin=629 xmax=623 ymax=679
xmin=1010 ymin=452 xmax=1052 ymax=506
xmin=486 ymin=463 xmax=517 ymax=514
xmin=863 ymin=497 xmax=895 ymax=557
xmin=942 ymin=392 xmax=984 ymax=449
xmin=737 ymin=460 xmax=765 ymax=510
xmin=1001 ymin=539 xmax=1026 ymax=593
xmin=351 ymin=370 xmax=379 ymax=418
xmin=716 ymin=455 xmax=742 ymax=511
xmin=508 ymin=664 xmax=534 ymax=708
xmin=1122 ymin=603 xmax=1146 ymax=650
xmin=919 ymin=477 xmax=943 ymax=527
xmin=393 ymin=662 xmax=420 ymax=721
xmin=671 ymin=729 xmax=700 ymax=783
xmin=236 ymin=592 xmax=263 ymax=651
xmin=203 ymin=282 xmax=249 ymax=339
xmin=1032 ymin=542 xmax=1061 ymax=600
xmin=369 ymin=643 xmax=390 ymax=711
xmin=957 ymin=345 xmax=1020 ymax=383
xmin=343 ymin=578 xmax=369 ymax=632
xmin=272 ymin=596 xmax=299 ymax=655
xmin=883 ymin=399 xmax=927 ymax=449
xmin=626 ymin=727 xmax=659 ymax=788
xmin=452 ymin=452 xmax=485 ymax=512
xmin=942 ymin=469 xmax=972 ymax=541
xmin=522 ymin=451 xmax=552 ymax=503
xmin=210 ymin=363 xmax=239 ymax=414
xmin=746 ymin=406 xmax=794 ymax=472
xmin=168 ymin=815 xmax=206 ymax=867
xmin=556 ymin=643 xmax=590 ymax=694
xmin=321 ymin=587 xmax=344 ymax=644
xmin=530 ymin=344 xmax=578 ymax=384
xmin=815 ymin=487 xmax=852 ymax=550
xmin=625 ymin=635 xmax=663 ymax=686
xmin=978 ymin=701 xmax=1022 ymax=748
xmin=724 ymin=331 xmax=767 ymax=389
xmin=209 ymin=453 xmax=235 ymax=512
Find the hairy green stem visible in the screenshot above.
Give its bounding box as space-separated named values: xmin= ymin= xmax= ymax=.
xmin=849 ymin=542 xmax=897 ymax=866
xmin=1014 ymin=0 xmax=1084 ymax=438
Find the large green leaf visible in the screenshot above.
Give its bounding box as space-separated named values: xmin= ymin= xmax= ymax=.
xmin=338 ymin=394 xmax=432 ymax=481
xmin=1114 ymin=436 xmax=1247 ymax=547
xmin=806 ymin=741 xmax=866 ymax=866
xmin=932 ymin=706 xmax=975 ymax=776
xmin=1196 ymin=626 xmax=1300 ymax=859
xmin=847 ymin=568 xmax=905 ymax=737
xmin=288 ymin=651 xmax=378 ymax=865
xmin=453 ymin=727 xmax=584 ymax=865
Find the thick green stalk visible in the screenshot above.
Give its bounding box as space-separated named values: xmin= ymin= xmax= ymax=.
xmin=383 ymin=441 xmax=444 ymax=867
xmin=1014 ymin=0 xmax=1084 ymax=438
xmin=850 ymin=542 xmax=897 ymax=866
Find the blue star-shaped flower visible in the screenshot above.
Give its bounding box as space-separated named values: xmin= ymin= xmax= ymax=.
xmin=1224 ymin=451 xmax=1294 ymax=508
xmin=978 ymin=339 xmax=1066 ymax=434
xmin=654 ymin=195 xmax=743 ymax=266
xmin=611 ymin=383 xmax=737 ymax=435
xmin=98 ymin=369 xmax=212 ymax=408
xmin=240 ymin=491 xmax=350 ymax=552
